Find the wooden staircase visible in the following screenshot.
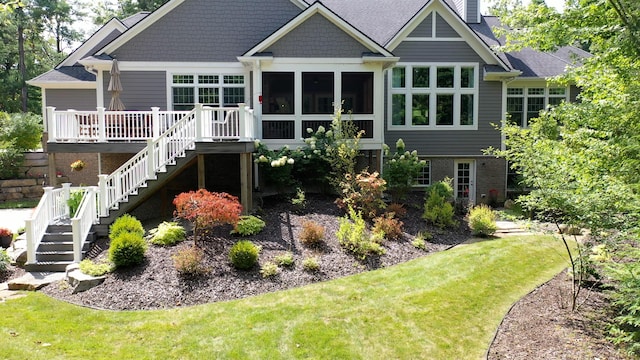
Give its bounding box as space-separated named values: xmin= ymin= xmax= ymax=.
xmin=25 ymin=224 xmax=97 ymax=272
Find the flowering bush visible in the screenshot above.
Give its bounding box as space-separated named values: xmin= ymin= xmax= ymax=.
xmin=70 ymin=159 xmax=86 ymax=171
xmin=383 ymin=139 xmax=426 ymax=200
xmin=173 ymin=190 xmax=242 ymax=246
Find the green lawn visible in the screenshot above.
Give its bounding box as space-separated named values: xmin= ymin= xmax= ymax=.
xmin=1 ymin=235 xmax=568 ymax=359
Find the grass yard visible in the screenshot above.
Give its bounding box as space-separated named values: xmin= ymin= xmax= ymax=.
xmin=1 ymin=235 xmax=568 ymax=359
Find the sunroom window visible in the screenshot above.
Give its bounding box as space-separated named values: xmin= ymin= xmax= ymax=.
xmin=171 ymin=74 xmax=245 ymax=111
xmin=390 ymin=64 xmax=478 ymax=129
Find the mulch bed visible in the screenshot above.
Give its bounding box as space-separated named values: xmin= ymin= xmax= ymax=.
xmin=40 ymin=193 xmax=469 ymax=310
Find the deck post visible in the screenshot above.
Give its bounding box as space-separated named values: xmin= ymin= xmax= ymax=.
xmin=97 ymin=107 xmax=106 ymax=142
xmin=98 ymin=175 xmax=108 ymax=217
xmin=46 ymin=106 xmax=56 ymax=140
xmin=72 ymin=217 xmax=82 ymax=262
xmin=195 ymin=103 xmax=203 ymax=141
xmin=151 ymin=107 xmax=160 ymax=139
xmin=238 ymin=103 xmax=246 ymax=140
xmin=240 ymin=152 xmax=252 ymax=214
xmin=197 ymin=154 xmax=205 ymax=189
xmin=147 ymin=139 xmax=156 ymax=180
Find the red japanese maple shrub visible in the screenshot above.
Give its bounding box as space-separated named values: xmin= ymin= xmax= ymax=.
xmin=173 ymin=189 xmax=242 ymax=246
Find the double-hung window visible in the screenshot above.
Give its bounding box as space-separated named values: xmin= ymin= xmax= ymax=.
xmin=171 ymin=74 xmax=245 ymax=111
xmin=390 ymin=64 xmax=478 ymax=129
xmin=506 ymin=87 xmax=568 ymax=127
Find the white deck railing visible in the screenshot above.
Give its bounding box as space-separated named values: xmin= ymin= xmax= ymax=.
xmin=71 ymin=186 xmax=99 ymax=262
xmin=46 ymin=104 xmax=255 ymax=143
xmin=25 ymin=184 xmax=98 ymax=264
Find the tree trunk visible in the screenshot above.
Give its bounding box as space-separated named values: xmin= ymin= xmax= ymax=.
xmin=18 ymin=17 xmax=27 ymax=112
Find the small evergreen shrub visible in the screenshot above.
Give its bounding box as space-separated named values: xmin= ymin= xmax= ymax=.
xmin=229 ymin=240 xmax=260 ymax=270
xmin=79 ymin=259 xmax=113 ymax=277
xmin=274 ymin=252 xmax=294 ymax=267
xmin=0 ymin=249 xmax=10 ymax=273
xmin=67 ymin=190 xmax=84 ymax=218
xmin=173 ymin=246 xmax=209 ymax=276
xmin=108 ymin=232 xmax=147 ymax=268
xmin=109 ymin=214 xmax=145 ymax=241
xmin=149 ymin=221 xmax=186 ymax=246
xmin=231 ymin=215 xmax=266 ymax=236
xmin=411 ymin=237 xmax=427 ymax=251
xmin=386 ymin=203 xmax=407 ymax=218
xmin=423 ymin=187 xmax=457 ymax=228
xmin=260 ymin=261 xmax=279 ymax=278
xmin=302 ymin=256 xmax=320 ymax=272
xmin=468 ymin=204 xmax=498 ymax=237
xmin=372 ymin=213 xmax=404 ymax=241
xmin=337 ymin=207 xmax=385 ymax=259
xmin=424 ymin=178 xmax=454 ymax=201
xmin=299 ymin=220 xmax=325 ymax=247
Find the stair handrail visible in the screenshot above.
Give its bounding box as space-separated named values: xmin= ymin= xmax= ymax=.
xmin=25 ymin=183 xmax=75 ymax=264
xmin=71 ymin=186 xmax=99 ymax=262
xmin=98 ymin=105 xmax=200 ymax=216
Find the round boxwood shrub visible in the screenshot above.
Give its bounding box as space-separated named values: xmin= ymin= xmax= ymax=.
xmin=109 ymin=232 xmax=147 ymax=268
xmin=109 ymin=214 xmax=145 ymax=241
xmin=229 ymin=240 xmax=260 ymax=270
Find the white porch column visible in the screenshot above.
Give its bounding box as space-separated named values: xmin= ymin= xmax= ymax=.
xmin=46 ymin=106 xmax=56 ymax=141
xmin=151 ymin=107 xmax=160 ymax=139
xmin=97 ymin=107 xmax=106 ymax=142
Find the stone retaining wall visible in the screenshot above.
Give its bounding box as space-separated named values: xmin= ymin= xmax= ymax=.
xmin=0 ymin=179 xmax=44 ymax=201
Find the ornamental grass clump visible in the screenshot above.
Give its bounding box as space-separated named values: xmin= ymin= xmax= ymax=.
xmin=79 ymin=259 xmax=113 ymax=277
xmin=173 ymin=246 xmax=209 ymax=276
xmin=468 ymin=204 xmax=498 ymax=237
xmin=299 ymin=220 xmax=325 ymax=247
xmin=149 ymin=221 xmax=186 ymax=246
xmin=260 ymin=261 xmax=279 ymax=278
xmin=274 ymin=251 xmax=294 ymax=267
xmin=337 ymin=207 xmax=385 ymax=259
xmin=229 ymin=240 xmax=260 ymax=270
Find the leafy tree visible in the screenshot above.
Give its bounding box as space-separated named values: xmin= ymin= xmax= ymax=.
xmin=487 ymin=0 xmax=640 ymax=321
xmin=92 ymin=0 xmax=167 ymax=25
xmin=173 ymin=190 xmax=242 ymax=247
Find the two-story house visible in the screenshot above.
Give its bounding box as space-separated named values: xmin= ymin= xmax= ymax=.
xmin=26 ymin=0 xmax=587 ymax=270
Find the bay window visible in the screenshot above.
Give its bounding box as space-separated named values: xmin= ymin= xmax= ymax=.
xmin=390 ymin=64 xmax=478 ymax=129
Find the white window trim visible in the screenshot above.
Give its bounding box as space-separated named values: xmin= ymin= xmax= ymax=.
xmin=388 ymin=63 xmax=479 ymax=130
xmin=167 ymin=72 xmax=247 ymax=110
xmin=506 ymin=86 xmax=569 ymax=128
xmin=414 ymin=159 xmax=432 ymax=187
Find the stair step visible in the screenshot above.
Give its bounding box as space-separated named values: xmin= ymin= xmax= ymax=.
xmin=36 ymin=251 xmax=76 ymax=262
xmin=38 ymin=241 xmax=74 ymax=251
xmin=24 ymin=261 xmax=74 ymax=272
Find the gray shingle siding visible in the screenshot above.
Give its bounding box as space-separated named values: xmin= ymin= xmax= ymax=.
xmin=47 ymin=89 xmax=97 ymax=110
xmin=408 ymin=13 xmax=432 ymax=38
xmin=435 ymin=13 xmax=459 ymax=38
xmin=111 ymin=0 xmax=301 ymax=62
xmin=393 ymin=41 xmax=478 ymax=62
xmin=102 ymin=71 xmax=167 ymax=110
xmin=265 ymin=14 xmax=369 ymax=57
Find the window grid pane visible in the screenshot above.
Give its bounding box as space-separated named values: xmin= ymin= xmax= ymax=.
xmin=392 ymin=94 xmax=406 ymax=125
xmin=412 ymin=94 xmax=429 ymax=125
xmin=198 ymin=88 xmax=219 ymax=105
xmin=548 ymin=88 xmax=566 ymax=95
xmin=173 ymin=75 xmax=194 ymax=84
xmin=223 ymin=87 xmax=245 ymax=106
xmin=198 ymin=75 xmax=218 ymax=84
xmin=392 ymin=67 xmax=405 ymax=88
xmin=528 ymin=88 xmax=544 ymax=95
xmin=507 ymin=88 xmax=523 ymax=95
xmin=412 ymin=67 xmax=430 ymax=88
xmin=437 ymin=67 xmax=454 ymax=88
xmin=461 ymin=67 xmax=474 ymax=88
xmin=436 ymin=94 xmax=454 ymax=125
xmin=460 ymin=94 xmax=474 ymax=125
xmin=223 ymin=75 xmax=244 ymax=84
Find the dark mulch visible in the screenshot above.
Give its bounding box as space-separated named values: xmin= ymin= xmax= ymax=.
xmin=40 ymin=193 xmax=469 ymax=311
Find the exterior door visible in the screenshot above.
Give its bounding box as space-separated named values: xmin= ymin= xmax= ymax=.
xmin=454 ymin=160 xmax=475 ymax=204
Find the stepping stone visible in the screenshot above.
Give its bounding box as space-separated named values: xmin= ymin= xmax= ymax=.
xmin=7 ymin=272 xmax=65 ymax=291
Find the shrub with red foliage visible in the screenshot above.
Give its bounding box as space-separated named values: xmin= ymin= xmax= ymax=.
xmin=173 ymin=190 xmax=242 ymax=246
xmin=372 ymin=213 xmax=404 ymax=241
